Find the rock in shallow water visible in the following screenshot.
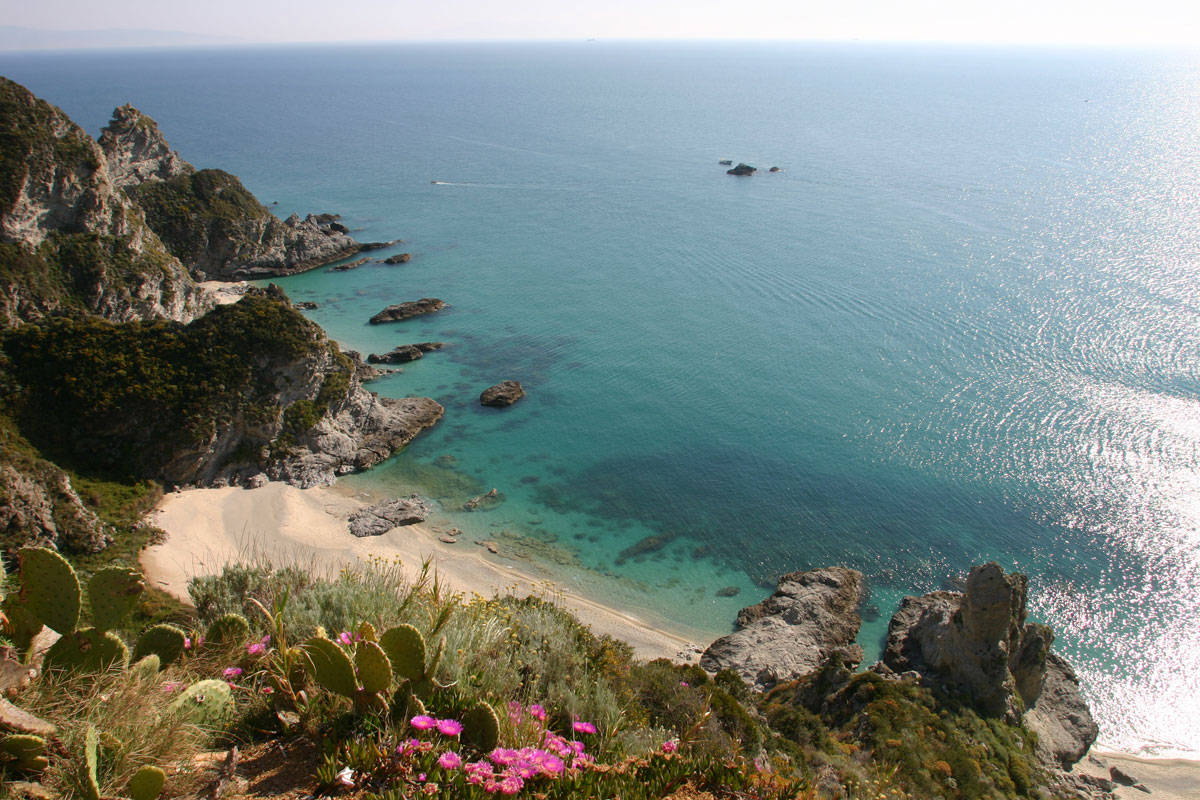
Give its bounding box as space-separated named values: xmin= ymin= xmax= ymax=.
xmin=348 ymin=495 xmax=431 ymax=537
xmin=368 ymin=298 xmax=446 ymax=324
xmin=480 ymin=381 xmax=525 ymax=407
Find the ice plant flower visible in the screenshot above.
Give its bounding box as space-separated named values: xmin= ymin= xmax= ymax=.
xmin=162 ymin=681 xmax=185 ymax=693
xmin=438 ymin=751 xmax=462 ymax=770
xmin=499 ymin=775 xmax=523 ymax=795
xmin=335 ymin=767 xmax=355 ymax=787
xmin=572 ymin=720 xmax=597 ymax=735
xmin=436 ymin=718 xmax=464 ymax=737
xmin=246 ymin=634 xmax=270 ymax=655
xmin=222 ymin=666 xmax=243 ymax=679
xmin=410 ymin=714 xmax=438 ymax=731
xmin=661 ymin=740 xmax=678 ymax=753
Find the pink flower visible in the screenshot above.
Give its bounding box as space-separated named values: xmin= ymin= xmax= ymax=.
xmin=222 ymin=666 xmax=243 ymax=679
xmin=162 ymin=681 xmax=185 ymax=693
xmin=539 ymin=754 xmax=565 ymax=775
xmin=260 ymin=686 xmax=274 ymax=694
xmin=335 ymin=767 xmax=354 ymax=787
xmin=489 ymin=748 xmax=519 ymax=766
xmin=410 ymin=714 xmax=437 ymax=730
xmin=246 ymin=634 xmax=270 ymax=655
xmin=183 ymin=637 xmax=192 ymax=650
xmin=679 ymin=681 xmax=689 ymax=687
xmin=498 ymin=775 xmax=523 ymax=795
xmin=572 ymin=720 xmax=597 ymax=735
xmin=508 ymin=700 xmax=523 ymax=721
xmin=661 ymin=739 xmax=678 ymax=754
xmin=528 ymin=704 xmax=546 ymax=721
xmin=422 ymin=784 xmax=439 ymax=795
xmin=418 ymin=773 xmax=427 ymax=782
xmin=438 ymin=751 xmax=462 ymax=770
xmin=435 ymin=718 xmax=463 ymax=737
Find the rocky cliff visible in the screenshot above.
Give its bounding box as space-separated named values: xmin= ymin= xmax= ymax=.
xmin=0 ymin=78 xmax=211 ymax=325
xmin=100 ymin=106 xmax=360 ymax=279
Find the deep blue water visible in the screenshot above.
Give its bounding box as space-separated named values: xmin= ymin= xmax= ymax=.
xmin=4 ymin=41 xmax=1199 ymax=755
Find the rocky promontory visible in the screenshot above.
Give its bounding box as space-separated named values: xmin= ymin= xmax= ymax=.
xmin=369 ymin=298 xmax=447 ymax=324
xmin=700 ymin=566 xmax=865 ymax=690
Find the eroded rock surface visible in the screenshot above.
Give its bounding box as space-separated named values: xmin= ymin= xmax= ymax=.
xmin=348 ymin=495 xmax=432 ymax=537
xmin=369 ymin=298 xmax=447 ymax=324
xmin=480 ymin=381 xmax=525 ymax=407
xmin=701 ymin=567 xmax=865 ymax=691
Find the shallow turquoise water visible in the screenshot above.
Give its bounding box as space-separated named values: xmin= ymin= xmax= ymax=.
xmin=5 ymin=41 xmax=1200 ymax=755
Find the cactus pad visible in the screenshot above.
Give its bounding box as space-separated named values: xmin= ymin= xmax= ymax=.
xmin=44 ymin=627 xmax=129 ymax=673
xmin=1 ymin=733 xmax=46 ymax=770
xmin=354 ymin=640 xmax=392 ymax=694
xmin=169 ymin=679 xmax=234 ymax=729
xmin=130 ymin=654 xmax=162 ymax=678
xmin=133 ymin=624 xmax=187 ymax=666
xmin=84 ymin=724 xmax=102 ymax=800
xmin=380 ymin=623 xmax=426 ymax=681
xmin=88 ymin=567 xmax=144 ymax=631
xmin=204 ymin=612 xmax=251 ymax=645
xmin=18 ymin=547 xmax=81 ymax=635
xmin=304 ymin=636 xmax=358 ymax=698
xmin=129 ymin=764 xmax=167 ymax=800
xmin=462 ymin=703 xmax=501 ymax=753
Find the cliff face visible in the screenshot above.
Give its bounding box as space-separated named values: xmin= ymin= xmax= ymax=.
xmin=0 ymin=78 xmax=211 ymax=325
xmin=100 ymin=106 xmax=360 ymax=280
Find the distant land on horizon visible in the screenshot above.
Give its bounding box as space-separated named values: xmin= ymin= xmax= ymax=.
xmin=0 ymin=26 xmax=241 ymax=51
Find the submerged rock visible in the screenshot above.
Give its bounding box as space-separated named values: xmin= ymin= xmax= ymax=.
xmin=882 ymin=562 xmax=1098 ymax=768
xmin=701 ymin=567 xmax=865 ymax=690
xmin=368 ymin=345 xmax=425 ymax=364
xmin=480 ymin=380 xmax=525 ymax=407
xmin=463 ymin=488 xmax=503 ymax=511
xmin=330 ymin=257 xmax=371 ymax=271
xmin=383 ymin=253 xmax=413 ymax=264
xmin=369 ymin=298 xmax=447 ymax=324
xmin=348 ymin=495 xmax=431 ymax=537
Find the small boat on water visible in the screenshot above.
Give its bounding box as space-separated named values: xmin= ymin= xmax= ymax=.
xmin=718 ymin=159 xmax=733 ymax=165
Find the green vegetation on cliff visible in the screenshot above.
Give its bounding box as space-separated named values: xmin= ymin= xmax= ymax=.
xmin=131 ymin=168 xmax=274 ymax=267
xmin=0 ymin=292 xmax=349 ymax=480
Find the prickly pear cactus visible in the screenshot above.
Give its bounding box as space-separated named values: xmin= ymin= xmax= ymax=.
xmin=88 ymin=567 xmax=144 ymax=631
xmin=84 ymin=723 xmax=102 ymax=800
xmin=462 ymin=703 xmax=501 ymax=753
xmin=18 ymin=547 xmax=81 ymax=635
xmin=130 ymin=654 xmax=162 ymax=679
xmin=129 ymin=764 xmax=167 ymax=800
xmin=133 ymin=624 xmax=187 ymax=666
xmin=0 ymin=733 xmax=47 ymax=771
xmin=354 ymin=640 xmax=392 ymax=694
xmin=380 ymin=623 xmax=426 ymax=681
xmin=1 ymin=595 xmax=42 ymax=655
xmin=304 ymin=636 xmax=358 ymax=698
xmin=44 ymin=628 xmax=130 ymax=673
xmin=204 ymin=612 xmax=250 ymax=645
xmin=169 ymin=679 xmax=234 ymax=729
xmin=357 ymin=620 xmax=378 ymax=642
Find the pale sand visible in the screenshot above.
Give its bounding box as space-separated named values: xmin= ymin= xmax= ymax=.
xmin=140 ymin=481 xmax=703 ymax=663
xmin=1077 ymin=752 xmax=1200 ymax=800
xmin=198 ymin=280 xmax=250 ymax=305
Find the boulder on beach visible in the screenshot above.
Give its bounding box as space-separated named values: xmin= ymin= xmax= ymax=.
xmin=369 ymin=298 xmax=447 ymax=324
xmin=480 ymin=380 xmax=525 ymax=407
xmin=347 ymin=495 xmax=432 ymax=537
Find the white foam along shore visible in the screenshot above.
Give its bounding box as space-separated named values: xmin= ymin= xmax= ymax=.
xmin=140 ymin=481 xmax=704 ymax=663
xmin=140 ymin=482 xmax=1200 ymax=795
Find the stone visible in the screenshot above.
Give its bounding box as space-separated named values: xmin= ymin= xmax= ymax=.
xmin=294 ymin=301 xmax=318 ymax=310
xmin=1110 ymin=766 xmax=1137 ymax=786
xmin=329 ymin=257 xmax=371 ymax=271
xmin=700 ymin=567 xmax=865 ymax=691
xmin=369 ymin=298 xmax=447 ymax=324
xmin=368 ymin=345 xmax=424 ymax=365
xmin=383 ymin=253 xmax=413 ymax=264
xmin=463 ymin=488 xmax=503 ymax=511
xmin=727 ymin=163 xmax=757 ymax=176
xmin=480 ymin=381 xmax=525 ymax=407
xmin=357 ymin=239 xmax=402 ymax=251
xmin=347 ymin=495 xmax=432 ymax=537
xmin=768 ymin=166 xmax=782 ymax=172
xmin=882 ymin=562 xmax=1098 ymax=769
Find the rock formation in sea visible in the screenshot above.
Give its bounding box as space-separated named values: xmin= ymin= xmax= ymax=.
xmin=99 ymin=104 xmax=362 ymax=280
xmin=383 ymin=253 xmax=412 ymax=264
xmin=367 ymin=342 xmax=445 ymax=364
xmin=727 ymin=163 xmax=757 ymax=176
xmin=881 ymin=562 xmax=1098 ymax=768
xmin=348 ymin=495 xmax=432 ymax=537
xmin=700 ymin=567 xmax=865 ymax=690
xmin=369 ymin=298 xmax=447 ymax=324
xmin=480 ymin=380 xmax=525 ymax=407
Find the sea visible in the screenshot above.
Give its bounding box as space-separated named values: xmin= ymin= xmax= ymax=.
xmin=2 ymin=40 xmax=1198 ymax=758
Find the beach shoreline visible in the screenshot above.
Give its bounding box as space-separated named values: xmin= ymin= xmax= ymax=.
xmin=140 ymin=480 xmax=706 ymax=664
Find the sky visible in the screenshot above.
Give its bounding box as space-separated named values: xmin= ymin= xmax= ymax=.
xmin=5 ymin=0 xmax=1200 ymax=47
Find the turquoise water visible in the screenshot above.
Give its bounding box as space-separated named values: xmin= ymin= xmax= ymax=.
xmin=5 ymin=41 xmax=1200 ymax=756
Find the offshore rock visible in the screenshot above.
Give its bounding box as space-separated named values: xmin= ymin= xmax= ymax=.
xmin=727 ymin=163 xmax=757 ymax=176
xmin=882 ymin=562 xmax=1097 ymax=767
xmin=348 ymin=495 xmax=431 ymax=537
xmin=480 ymin=381 xmax=525 ymax=407
xmin=368 ymin=345 xmax=424 ymax=365
xmin=701 ymin=567 xmax=865 ymax=691
xmin=383 ymin=253 xmax=412 ymax=264
xmin=369 ymin=298 xmax=446 ymax=324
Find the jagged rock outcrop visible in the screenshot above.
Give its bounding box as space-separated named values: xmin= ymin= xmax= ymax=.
xmin=882 ymin=562 xmax=1097 ymax=768
xmin=0 ymin=453 xmax=110 ymax=558
xmin=97 ymin=104 xmax=194 ymax=189
xmin=97 ymin=106 xmax=363 ymax=280
xmin=480 ymin=380 xmax=525 ymax=407
xmin=727 ymin=163 xmax=757 ymax=176
xmin=701 ymin=567 xmax=865 ymax=691
xmin=347 ymin=495 xmax=432 ymax=537
xmin=383 ymin=253 xmax=412 ymax=264
xmin=0 ymin=78 xmax=211 ymax=325
xmin=369 ymin=298 xmax=447 ymax=324
xmin=368 ymin=345 xmax=425 ymax=364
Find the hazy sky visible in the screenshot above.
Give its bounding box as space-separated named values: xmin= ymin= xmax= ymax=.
xmin=9 ymin=0 xmax=1200 ymax=46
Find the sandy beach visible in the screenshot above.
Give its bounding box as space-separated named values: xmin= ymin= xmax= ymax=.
xmin=140 ymin=481 xmax=703 ymax=663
